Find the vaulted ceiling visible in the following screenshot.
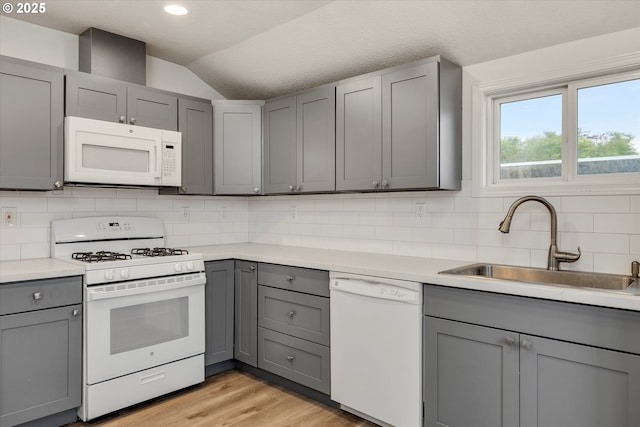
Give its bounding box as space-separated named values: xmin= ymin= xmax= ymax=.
xmin=9 ymin=0 xmax=640 ymax=99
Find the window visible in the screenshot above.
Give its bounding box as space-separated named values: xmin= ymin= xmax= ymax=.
xmin=474 ymin=61 xmax=640 ymax=196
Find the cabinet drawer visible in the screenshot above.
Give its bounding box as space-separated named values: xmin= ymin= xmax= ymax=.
xmin=258 ymin=263 xmax=329 ymax=297
xmin=258 ymin=327 xmax=330 ymax=394
xmin=0 ymin=276 xmax=82 ymax=315
xmin=258 ymin=285 xmax=329 ymax=345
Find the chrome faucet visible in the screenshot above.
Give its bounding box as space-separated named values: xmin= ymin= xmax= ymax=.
xmin=499 ymin=195 xmax=580 ymax=271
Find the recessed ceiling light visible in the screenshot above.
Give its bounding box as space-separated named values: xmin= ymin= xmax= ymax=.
xmin=164 ymin=4 xmax=188 ymax=15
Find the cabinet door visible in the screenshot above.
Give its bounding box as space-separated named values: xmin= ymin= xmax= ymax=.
xmin=214 ymin=103 xmax=262 ymax=195
xmin=204 ymin=260 xmax=235 ymax=366
xmin=0 ymin=305 xmax=81 ymax=427
xmin=424 ymin=317 xmax=519 ymax=427
xmin=263 ymin=96 xmax=297 ymax=194
xmin=296 ymin=86 xmax=335 ymax=193
xmin=234 ymin=261 xmax=258 ymax=367
xmin=0 ymin=57 xmax=63 ymax=190
xmin=382 ymin=61 xmax=439 ymax=189
xmin=177 ymin=98 xmax=213 ymax=195
xmin=336 ymin=76 xmax=382 ymax=191
xmin=65 ymin=72 xmax=127 ymax=123
xmin=127 ymin=87 xmax=177 ymax=131
xmin=520 ymin=335 xmax=640 ymax=427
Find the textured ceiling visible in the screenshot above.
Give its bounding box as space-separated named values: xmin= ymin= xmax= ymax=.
xmin=7 ymin=0 xmax=640 ymax=99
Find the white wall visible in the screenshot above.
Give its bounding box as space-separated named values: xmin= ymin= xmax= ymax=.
xmin=1 ymin=17 xmax=638 ymax=276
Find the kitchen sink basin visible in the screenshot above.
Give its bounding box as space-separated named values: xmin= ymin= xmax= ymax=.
xmin=439 ymin=263 xmax=635 ymax=291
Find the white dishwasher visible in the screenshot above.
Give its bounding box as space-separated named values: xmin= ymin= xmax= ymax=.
xmin=330 ymin=272 xmax=422 ymax=427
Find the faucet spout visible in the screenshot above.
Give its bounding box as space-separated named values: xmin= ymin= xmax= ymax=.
xmin=499 ymin=196 xmax=579 ymax=270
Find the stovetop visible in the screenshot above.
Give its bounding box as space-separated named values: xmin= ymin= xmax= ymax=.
xmin=71 ymin=248 xmax=190 ymax=263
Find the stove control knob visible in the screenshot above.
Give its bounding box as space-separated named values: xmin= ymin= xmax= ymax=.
xmin=186 ymin=261 xmax=194 ymax=271
xmin=174 ymin=263 xmax=183 ymax=272
xmin=120 ymin=268 xmax=129 ymax=279
xmin=104 ymin=270 xmax=114 ymax=280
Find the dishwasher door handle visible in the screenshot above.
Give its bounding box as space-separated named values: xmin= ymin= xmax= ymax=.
xmin=330 ymin=278 xmax=422 ymax=304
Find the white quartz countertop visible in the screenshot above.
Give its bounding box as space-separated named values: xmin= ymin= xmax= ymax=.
xmin=191 ymin=243 xmax=640 ymax=312
xmin=2 ymin=243 xmax=638 ymax=311
xmin=0 ymin=258 xmax=84 ymax=283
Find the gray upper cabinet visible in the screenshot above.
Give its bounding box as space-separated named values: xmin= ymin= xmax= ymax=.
xmin=337 ymin=56 xmax=461 ymax=191
xmin=213 ymin=101 xmax=263 ymax=195
xmin=264 ymin=86 xmax=335 ymax=194
xmin=336 ymin=76 xmax=382 ymax=191
xmin=177 ymin=97 xmax=213 ymax=195
xmin=0 ymin=56 xmax=64 ymax=190
xmin=65 ymin=72 xmax=178 ymax=131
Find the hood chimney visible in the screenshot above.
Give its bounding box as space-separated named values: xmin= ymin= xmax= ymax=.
xmin=79 ymin=27 xmax=146 ymax=85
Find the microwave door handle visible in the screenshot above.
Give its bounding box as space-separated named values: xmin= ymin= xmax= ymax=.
xmin=154 ymin=143 xmax=162 ymax=178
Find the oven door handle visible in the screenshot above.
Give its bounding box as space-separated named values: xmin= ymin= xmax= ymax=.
xmin=86 ymin=273 xmax=206 ymax=301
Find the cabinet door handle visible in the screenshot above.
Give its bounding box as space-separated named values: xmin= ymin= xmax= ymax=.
xmin=286 ymin=355 xmax=295 ymax=362
xmin=372 ymin=180 xmax=379 ymax=189
xmin=504 ymin=336 xmax=515 ymax=346
xmin=53 ymin=180 xmax=62 ymax=188
xmin=250 ymin=265 xmax=256 ymax=271
xmin=287 ymin=275 xmax=294 ymax=282
xmin=119 ymin=115 xmax=126 ymax=123
xmin=288 ymin=185 xmax=295 ymax=191
xmin=129 ymin=117 xmax=137 ymax=125
xmin=288 ymin=310 xmax=296 ymax=318
xmin=521 ymin=340 xmax=532 ymax=351
xmin=296 ymin=185 xmax=302 ymax=192
xmin=253 ymin=187 xmax=260 ymax=194
xmin=381 ymin=180 xmax=389 ymax=189
xmin=33 ymin=292 xmax=43 ymax=300
xmin=72 ymin=309 xmax=80 ymax=317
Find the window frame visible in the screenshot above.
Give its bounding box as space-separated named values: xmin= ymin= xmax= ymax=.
xmin=472 ymin=53 xmax=640 ymax=197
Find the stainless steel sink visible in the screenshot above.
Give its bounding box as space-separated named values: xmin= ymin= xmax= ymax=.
xmin=439 ymin=263 xmax=635 ymax=291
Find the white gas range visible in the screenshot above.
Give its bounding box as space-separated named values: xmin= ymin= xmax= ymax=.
xmin=51 ymin=217 xmax=206 ymax=421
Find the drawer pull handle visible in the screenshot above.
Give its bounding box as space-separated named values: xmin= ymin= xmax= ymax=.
xmin=286 ymin=355 xmax=295 ymax=362
xmin=72 ymin=309 xmax=80 ymax=317
xmin=521 ymin=340 xmax=532 ymax=351
xmin=288 ymin=310 xmax=296 ymax=318
xmin=504 ymin=336 xmax=515 ymax=346
xmin=250 ymin=265 xmax=256 ymax=271
xmin=287 ymin=275 xmax=294 ymax=282
xmin=33 ymin=292 xmax=43 ymax=300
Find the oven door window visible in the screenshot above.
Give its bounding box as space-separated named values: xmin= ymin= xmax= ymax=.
xmin=110 ymin=297 xmax=188 ymax=355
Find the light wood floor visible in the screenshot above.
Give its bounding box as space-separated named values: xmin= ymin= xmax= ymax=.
xmin=68 ymin=370 xmax=377 ymax=427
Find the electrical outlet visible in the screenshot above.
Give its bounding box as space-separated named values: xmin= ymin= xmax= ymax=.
xmin=415 ymin=202 xmax=425 ymax=220
xmin=2 ymin=207 xmax=17 ymax=227
xmin=182 ymin=207 xmax=190 ymax=222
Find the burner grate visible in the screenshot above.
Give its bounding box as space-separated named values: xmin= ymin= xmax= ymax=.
xmin=131 ymin=247 xmax=190 ymax=257
xmin=72 ymin=251 xmax=133 ymax=263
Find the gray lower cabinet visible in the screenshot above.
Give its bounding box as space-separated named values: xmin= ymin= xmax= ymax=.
xmin=204 ymin=260 xmax=235 ymax=366
xmin=257 ymin=263 xmax=330 ymax=394
xmin=263 ymin=86 xmax=335 ymax=194
xmin=424 ymin=286 xmax=640 ymax=427
xmin=65 ymin=71 xmax=178 ymax=131
xmin=234 ymin=260 xmax=258 ymax=367
xmin=336 ymin=56 xmax=461 ymax=191
xmin=0 ymin=277 xmax=82 ymax=427
xmin=0 ymin=55 xmax=64 ymax=190
xmin=213 ymin=101 xmax=263 ymax=195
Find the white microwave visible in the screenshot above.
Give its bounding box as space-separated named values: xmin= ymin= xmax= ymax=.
xmin=64 ymin=116 xmax=181 ymax=187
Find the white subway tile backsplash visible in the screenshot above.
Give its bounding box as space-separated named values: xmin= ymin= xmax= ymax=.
xmin=1 ymin=180 xmax=637 ymax=276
